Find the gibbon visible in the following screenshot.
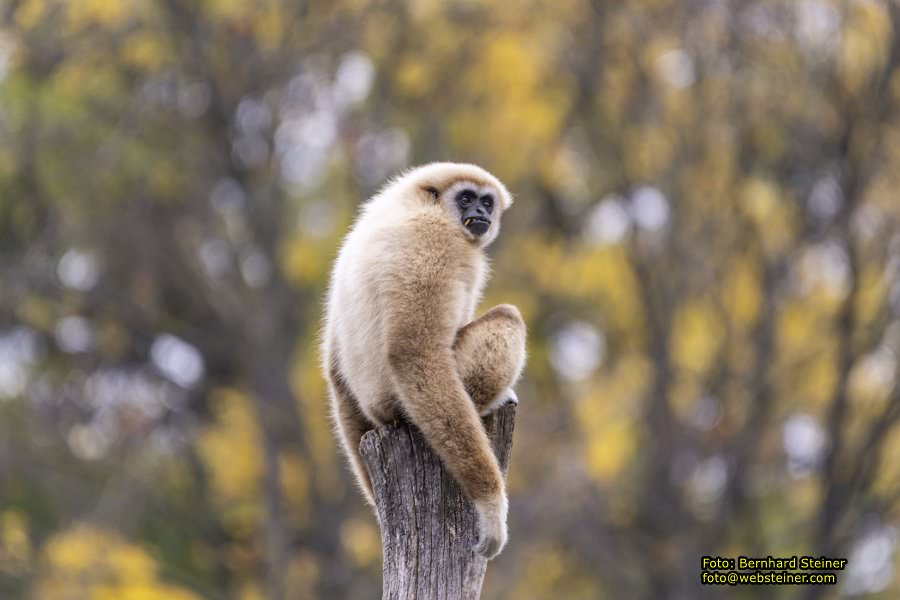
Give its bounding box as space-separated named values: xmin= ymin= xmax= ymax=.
xmin=322 ymin=162 xmax=526 ymax=559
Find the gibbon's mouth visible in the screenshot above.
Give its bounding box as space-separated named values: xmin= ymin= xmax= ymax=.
xmin=464 ymin=217 xmax=491 ymax=236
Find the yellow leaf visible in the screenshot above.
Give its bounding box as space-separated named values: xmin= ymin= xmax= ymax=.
xmin=340 ymin=518 xmax=380 ymax=567
xmin=14 ymin=0 xmax=46 ymax=29
xmin=67 ymin=0 xmax=131 ymax=29
xmin=396 ymin=58 xmax=430 ymax=98
xmin=622 ymin=124 xmax=675 ymax=181
xmin=721 ymin=253 xmax=762 ymax=329
xmin=838 ymin=1 xmax=891 ymax=96
xmin=281 ymin=238 xmax=328 ymax=288
xmin=197 ymin=388 xmax=264 ymax=535
xmin=206 ymin=0 xmax=251 ymax=21
xmin=586 ymin=417 xmax=636 ymax=482
xmin=37 ymin=523 xmax=202 ymax=599
xmin=671 ymin=299 xmax=724 ymax=375
xmin=121 ymin=33 xmax=170 ymax=71
xmin=739 ymin=177 xmax=794 ymax=256
xmin=0 ymin=509 xmax=31 ymax=573
xmin=280 ymin=452 xmax=310 ymax=528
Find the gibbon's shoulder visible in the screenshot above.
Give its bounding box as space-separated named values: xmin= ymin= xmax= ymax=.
xmin=354 ymin=215 xmax=476 ymax=289
xmin=388 ymin=212 xmax=471 ymax=262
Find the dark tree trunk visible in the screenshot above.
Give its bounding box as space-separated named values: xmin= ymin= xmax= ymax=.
xmin=359 ymin=404 xmax=517 ymax=600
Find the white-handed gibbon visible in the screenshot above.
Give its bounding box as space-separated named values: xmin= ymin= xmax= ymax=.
xmin=322 ymin=162 xmax=526 ymax=559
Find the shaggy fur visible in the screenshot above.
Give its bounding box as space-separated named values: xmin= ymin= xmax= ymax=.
xmin=322 ymin=163 xmax=526 ymax=559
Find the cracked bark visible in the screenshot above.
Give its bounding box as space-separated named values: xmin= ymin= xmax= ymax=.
xmin=359 ymin=404 xmax=516 ymax=600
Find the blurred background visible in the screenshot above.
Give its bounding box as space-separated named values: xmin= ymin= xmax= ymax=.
xmin=2 ymin=0 xmax=900 ymax=598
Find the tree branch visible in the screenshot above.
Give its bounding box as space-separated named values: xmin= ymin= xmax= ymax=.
xmin=360 ymin=404 xmax=516 ymax=600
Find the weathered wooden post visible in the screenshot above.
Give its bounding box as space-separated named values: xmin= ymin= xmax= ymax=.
xmin=359 ymin=404 xmax=516 ymax=600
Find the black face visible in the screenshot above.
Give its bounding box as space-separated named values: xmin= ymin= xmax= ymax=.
xmin=456 ymin=189 xmax=494 ymax=236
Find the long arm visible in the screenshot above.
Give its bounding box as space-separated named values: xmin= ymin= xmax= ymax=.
xmin=384 ymin=270 xmax=509 ymax=558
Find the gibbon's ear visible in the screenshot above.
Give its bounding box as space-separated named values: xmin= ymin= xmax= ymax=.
xmin=422 ymin=186 xmax=440 ymax=200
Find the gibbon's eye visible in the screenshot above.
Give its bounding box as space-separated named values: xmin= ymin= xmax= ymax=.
xmin=457 ymin=190 xmax=476 ymax=207
xmin=481 ymin=195 xmax=494 ymax=212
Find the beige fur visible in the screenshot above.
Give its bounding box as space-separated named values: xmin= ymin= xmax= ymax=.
xmin=322 ymin=163 xmax=526 ymax=559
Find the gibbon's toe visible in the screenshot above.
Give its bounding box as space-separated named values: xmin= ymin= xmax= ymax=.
xmin=478 ymin=388 xmax=519 ymax=417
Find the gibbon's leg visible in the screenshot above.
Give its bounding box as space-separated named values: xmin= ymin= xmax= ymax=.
xmin=453 ymin=304 xmax=526 ymax=416
xmin=327 ymin=357 xmax=377 ymax=509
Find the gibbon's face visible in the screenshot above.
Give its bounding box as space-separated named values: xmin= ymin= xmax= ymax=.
xmin=441 ymin=180 xmax=501 ymax=246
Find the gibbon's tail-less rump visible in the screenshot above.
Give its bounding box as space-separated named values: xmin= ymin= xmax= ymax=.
xmin=322 ymin=162 xmax=526 ymax=560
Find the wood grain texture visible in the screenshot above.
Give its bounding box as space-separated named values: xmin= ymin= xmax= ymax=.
xmin=359 ymin=404 xmax=516 ymax=600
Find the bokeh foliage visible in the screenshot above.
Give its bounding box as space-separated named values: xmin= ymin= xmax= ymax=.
xmin=2 ymin=0 xmax=900 ymax=598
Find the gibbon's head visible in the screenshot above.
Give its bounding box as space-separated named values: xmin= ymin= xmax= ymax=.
xmin=402 ymin=162 xmax=514 ymax=248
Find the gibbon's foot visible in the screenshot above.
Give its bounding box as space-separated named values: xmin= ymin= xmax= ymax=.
xmin=473 ymin=495 xmax=508 ymax=560
xmin=502 ymin=388 xmax=518 ymax=408
xmin=478 ymin=388 xmax=518 ymax=417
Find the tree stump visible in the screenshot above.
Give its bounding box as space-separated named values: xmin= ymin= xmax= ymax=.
xmin=359 ymin=404 xmax=516 ymax=600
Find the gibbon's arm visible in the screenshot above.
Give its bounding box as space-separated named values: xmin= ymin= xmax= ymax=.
xmin=384 ymin=275 xmax=505 ymax=509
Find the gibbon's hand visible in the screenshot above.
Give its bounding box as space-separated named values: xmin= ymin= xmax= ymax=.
xmin=474 ymin=493 xmax=508 ymax=559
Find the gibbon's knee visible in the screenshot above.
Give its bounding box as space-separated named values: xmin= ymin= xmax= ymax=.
xmin=454 ymin=304 xmax=526 ymax=410
xmin=487 ymin=304 xmax=525 ymax=327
